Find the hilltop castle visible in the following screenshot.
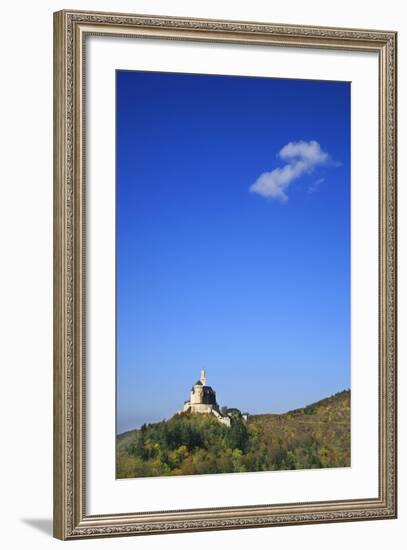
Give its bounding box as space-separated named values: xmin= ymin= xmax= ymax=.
xmin=181 ymin=369 xmax=248 ymax=427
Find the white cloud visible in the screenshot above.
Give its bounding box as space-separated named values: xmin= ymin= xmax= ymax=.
xmin=249 ymin=140 xmax=329 ymax=202
xmin=308 ymin=177 xmax=325 ymax=194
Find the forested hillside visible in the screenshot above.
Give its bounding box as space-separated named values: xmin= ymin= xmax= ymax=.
xmin=117 ymin=390 xmax=350 ymax=478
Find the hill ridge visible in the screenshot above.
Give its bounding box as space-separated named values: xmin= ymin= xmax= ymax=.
xmin=117 ymin=389 xmax=350 ymax=478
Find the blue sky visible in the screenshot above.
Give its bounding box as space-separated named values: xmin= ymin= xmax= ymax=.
xmin=116 ymin=70 xmax=350 ymax=433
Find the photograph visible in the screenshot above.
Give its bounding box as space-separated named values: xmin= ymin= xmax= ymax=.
xmin=115 ymin=70 xmax=351 ymax=479
xmin=52 ymin=8 xmax=396 ymax=539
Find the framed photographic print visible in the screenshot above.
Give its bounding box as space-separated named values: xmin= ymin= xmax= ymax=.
xmin=53 ymin=9 xmax=397 ymax=540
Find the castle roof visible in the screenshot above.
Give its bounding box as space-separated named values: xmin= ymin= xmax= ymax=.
xmin=194 ymin=380 xmax=203 ymax=386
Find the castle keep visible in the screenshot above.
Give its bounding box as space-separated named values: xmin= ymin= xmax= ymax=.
xmin=181 ymin=369 xmax=248 ymax=427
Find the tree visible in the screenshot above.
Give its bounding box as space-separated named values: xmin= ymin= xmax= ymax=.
xmin=225 ymin=419 xmax=249 ymax=452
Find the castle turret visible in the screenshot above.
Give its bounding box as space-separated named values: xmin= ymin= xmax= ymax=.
xmin=181 ymin=370 xmax=231 ymax=426
xmin=179 ymin=370 xmax=245 ymax=428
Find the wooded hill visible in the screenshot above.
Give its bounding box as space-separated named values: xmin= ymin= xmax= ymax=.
xmin=117 ymin=390 xmax=350 ymax=479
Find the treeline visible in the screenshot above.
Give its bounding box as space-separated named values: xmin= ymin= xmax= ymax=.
xmin=117 ymin=390 xmax=350 ymax=478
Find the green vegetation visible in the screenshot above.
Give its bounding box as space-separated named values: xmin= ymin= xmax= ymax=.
xmin=117 ymin=390 xmax=350 ymax=478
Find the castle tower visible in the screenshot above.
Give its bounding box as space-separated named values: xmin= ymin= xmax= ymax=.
xmin=180 ymin=370 xmax=232 ymax=427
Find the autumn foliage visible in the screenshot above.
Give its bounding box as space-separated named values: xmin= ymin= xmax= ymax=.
xmin=116 ymin=390 xmax=350 ymax=478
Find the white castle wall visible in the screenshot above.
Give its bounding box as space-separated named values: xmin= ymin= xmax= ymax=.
xmin=180 ymin=372 xmax=238 ymax=427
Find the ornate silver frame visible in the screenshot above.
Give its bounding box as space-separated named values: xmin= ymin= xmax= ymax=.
xmin=53 ymin=9 xmax=397 ymax=540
